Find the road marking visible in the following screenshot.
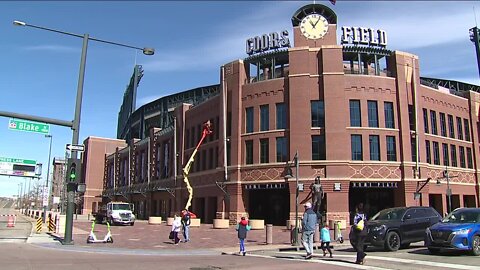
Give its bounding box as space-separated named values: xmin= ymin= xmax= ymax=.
xmin=247 ymin=253 xmax=390 ymax=270
xmin=280 ymin=251 xmax=480 ymax=270
xmin=128 ymin=238 xmax=140 ymax=241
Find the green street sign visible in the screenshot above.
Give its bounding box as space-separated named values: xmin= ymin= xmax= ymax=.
xmin=8 ymin=119 xmax=50 ymax=135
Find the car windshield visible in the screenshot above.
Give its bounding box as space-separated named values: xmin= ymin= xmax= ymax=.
xmin=113 ymin=204 xmax=131 ymax=211
xmin=442 ymin=210 xmax=480 ymax=223
xmin=370 ymin=208 xmax=406 ymax=221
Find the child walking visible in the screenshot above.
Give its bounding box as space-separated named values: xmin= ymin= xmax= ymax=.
xmin=321 ymin=224 xmax=333 ymax=258
xmin=236 ymin=217 xmax=251 ymax=256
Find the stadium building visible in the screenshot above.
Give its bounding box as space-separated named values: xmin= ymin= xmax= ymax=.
xmin=98 ymin=3 xmax=480 ymax=225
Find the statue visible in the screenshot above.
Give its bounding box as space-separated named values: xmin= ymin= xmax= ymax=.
xmin=300 ymin=176 xmax=324 ymax=223
xmin=311 ymin=176 xmax=324 ymax=219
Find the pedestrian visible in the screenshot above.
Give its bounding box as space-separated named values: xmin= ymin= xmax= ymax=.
xmin=352 ymin=203 xmax=367 ymax=265
xmin=236 ymin=216 xmax=251 ymax=256
xmin=181 ymin=209 xmax=191 ymax=242
xmin=301 ymin=202 xmax=317 ymax=259
xmin=320 ymin=223 xmax=333 ymax=258
xmin=171 ymin=214 xmax=182 ymax=245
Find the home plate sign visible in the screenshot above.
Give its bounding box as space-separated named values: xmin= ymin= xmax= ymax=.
xmin=66 ymin=144 xmax=85 ymax=152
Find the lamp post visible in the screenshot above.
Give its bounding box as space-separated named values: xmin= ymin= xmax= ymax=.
xmin=437 ymin=168 xmax=453 ymax=214
xmin=42 ymin=134 xmax=53 ymax=222
xmin=284 ymin=150 xmax=299 ymax=246
xmin=14 ymin=20 xmax=154 ymax=245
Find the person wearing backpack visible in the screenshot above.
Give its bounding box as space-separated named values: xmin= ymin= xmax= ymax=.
xmin=236 ymin=217 xmax=251 ymax=256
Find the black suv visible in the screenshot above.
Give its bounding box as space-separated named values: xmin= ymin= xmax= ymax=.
xmin=366 ymin=206 xmax=442 ymax=251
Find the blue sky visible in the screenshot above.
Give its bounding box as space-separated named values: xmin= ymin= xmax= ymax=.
xmin=1 ymin=1 xmax=479 ymax=198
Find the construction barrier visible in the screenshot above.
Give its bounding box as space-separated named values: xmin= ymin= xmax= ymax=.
xmin=1 ymin=214 xmax=16 ymax=228
xmin=48 ymin=215 xmax=56 ymax=232
xmin=35 ymin=217 xmax=42 ymax=233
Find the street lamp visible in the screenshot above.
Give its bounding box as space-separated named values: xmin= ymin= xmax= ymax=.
xmin=284 ymin=150 xmax=299 ymax=246
xmin=437 ymin=169 xmax=453 ymax=214
xmin=42 ymin=134 xmax=53 ymax=223
xmin=14 ymin=20 xmax=154 ymax=245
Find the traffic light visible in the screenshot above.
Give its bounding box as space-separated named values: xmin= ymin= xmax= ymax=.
xmin=67 ymin=158 xmax=81 ymax=184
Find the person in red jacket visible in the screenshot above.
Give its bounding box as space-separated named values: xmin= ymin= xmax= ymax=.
xmin=236 ymin=217 xmax=251 ymax=256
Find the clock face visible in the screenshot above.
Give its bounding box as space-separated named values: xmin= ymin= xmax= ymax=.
xmin=300 ymin=14 xmax=329 ymax=40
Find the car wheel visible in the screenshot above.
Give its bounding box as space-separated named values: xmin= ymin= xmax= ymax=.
xmin=428 ymin=247 xmax=440 ymax=255
xmin=384 ymin=231 xmax=400 ymax=251
xmin=130 ymin=222 xmax=134 ymax=226
xmin=400 ymin=243 xmax=410 ymax=249
xmin=471 ymin=235 xmax=480 ymax=256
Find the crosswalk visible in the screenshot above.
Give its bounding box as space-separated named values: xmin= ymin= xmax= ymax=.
xmin=247 ymin=251 xmax=480 ymax=270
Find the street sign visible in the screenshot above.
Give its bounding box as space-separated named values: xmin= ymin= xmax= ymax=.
xmin=0 ymin=157 xmax=37 ymax=177
xmin=8 ymin=119 xmax=50 ymax=135
xmin=66 ymin=144 xmax=85 ymax=152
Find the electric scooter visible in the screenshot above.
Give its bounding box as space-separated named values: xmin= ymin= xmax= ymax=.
xmin=87 ymin=221 xmax=113 ymax=243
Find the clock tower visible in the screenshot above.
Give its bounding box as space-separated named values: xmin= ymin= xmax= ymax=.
xmin=291 ymin=4 xmax=338 ymax=47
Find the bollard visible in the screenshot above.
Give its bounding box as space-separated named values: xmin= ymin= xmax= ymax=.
xmin=314 ymin=223 xmax=320 ymax=243
xmin=266 ymin=224 xmax=273 ymax=244
xmin=36 ymin=217 xmax=42 ymax=233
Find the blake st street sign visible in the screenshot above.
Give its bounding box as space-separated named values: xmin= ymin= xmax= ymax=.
xmin=8 ymin=118 xmax=50 ymax=135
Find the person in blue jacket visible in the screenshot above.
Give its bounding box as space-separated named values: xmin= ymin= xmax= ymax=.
xmin=320 ymin=223 xmax=333 ymax=257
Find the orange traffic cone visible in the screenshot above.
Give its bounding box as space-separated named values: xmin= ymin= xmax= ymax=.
xmin=6 ymin=215 xmax=15 ymax=228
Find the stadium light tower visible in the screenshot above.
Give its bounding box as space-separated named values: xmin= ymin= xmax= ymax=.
xmin=14 ymin=20 xmax=154 ymax=245
xmin=469 ymin=27 xmax=480 ymax=79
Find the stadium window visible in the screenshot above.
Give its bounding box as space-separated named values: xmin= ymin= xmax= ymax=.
xmin=351 ymin=135 xmax=363 ymax=161
xmin=440 ymin=113 xmax=447 ymax=137
xmin=430 ymin=111 xmax=437 ymax=135
xmin=423 ymin=109 xmax=429 ymax=133
xmin=411 ymin=138 xmax=417 ymax=162
xmin=276 ymin=137 xmax=288 ymax=162
xmin=312 ymin=135 xmax=326 ymax=160
xmin=425 ymin=140 xmax=431 ymax=164
xmin=467 ymin=147 xmax=473 ymax=169
xmin=442 ymin=143 xmax=449 ymax=166
xmin=369 ymin=135 xmax=380 ymax=161
xmin=384 ymin=102 xmax=394 ymax=129
xmin=459 ymin=146 xmax=466 ymax=168
xmin=311 ymin=100 xmax=325 ymax=128
xmin=464 ymin=119 xmax=470 ymax=141
xmin=276 ymin=103 xmax=286 ymax=129
xmin=433 ymin=141 xmax=440 ymax=165
xmin=448 ymin=115 xmax=455 ymax=138
xmin=260 ymin=138 xmax=269 ymax=163
xmin=450 ymin=145 xmax=457 ymax=167
xmin=456 ymin=117 xmax=463 ymax=140
xmin=246 ymin=107 xmax=254 ymax=133
xmin=260 ymin=104 xmax=269 ymax=131
xmin=245 ymin=140 xmax=253 ymax=165
xmin=349 ymin=100 xmax=361 ymax=127
xmin=408 ymin=105 xmax=414 ymax=130
xmin=367 ymin=100 xmax=379 ymax=127
xmin=386 ymin=136 xmax=397 ymax=161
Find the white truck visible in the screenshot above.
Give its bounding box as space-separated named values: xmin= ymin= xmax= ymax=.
xmin=93 ymin=201 xmax=135 ymax=226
